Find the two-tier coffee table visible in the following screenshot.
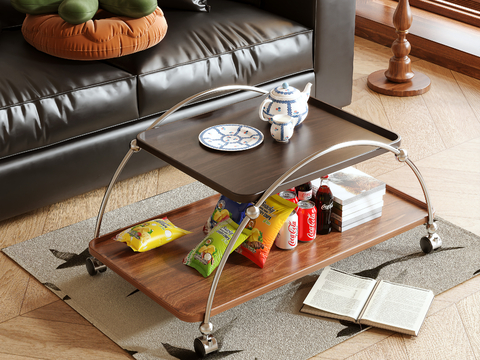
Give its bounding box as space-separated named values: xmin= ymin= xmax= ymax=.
xmin=87 ymin=85 xmax=441 ymax=357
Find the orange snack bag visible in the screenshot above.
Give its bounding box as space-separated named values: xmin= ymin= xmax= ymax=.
xmin=235 ymin=194 xmax=297 ymax=268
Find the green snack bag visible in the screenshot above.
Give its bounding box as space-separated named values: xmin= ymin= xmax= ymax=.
xmin=183 ymin=218 xmax=251 ymax=277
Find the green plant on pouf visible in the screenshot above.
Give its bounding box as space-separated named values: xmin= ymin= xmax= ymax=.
xmin=11 ymin=0 xmax=158 ymax=24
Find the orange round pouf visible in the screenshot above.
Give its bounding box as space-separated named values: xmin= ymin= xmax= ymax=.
xmin=21 ymin=7 xmax=167 ymax=60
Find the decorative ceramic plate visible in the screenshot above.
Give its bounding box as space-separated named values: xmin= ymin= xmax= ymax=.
xmin=198 ymin=124 xmax=264 ymax=151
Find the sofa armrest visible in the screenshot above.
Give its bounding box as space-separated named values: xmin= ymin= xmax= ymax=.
xmin=263 ymin=0 xmax=356 ymax=108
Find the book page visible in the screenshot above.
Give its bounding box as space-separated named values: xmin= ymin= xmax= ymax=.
xmin=303 ymin=267 xmax=377 ymax=320
xmin=360 ymin=280 xmax=434 ymax=335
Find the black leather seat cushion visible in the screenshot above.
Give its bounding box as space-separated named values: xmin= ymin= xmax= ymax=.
xmin=105 ymin=0 xmax=314 ymax=119
xmin=0 ymin=0 xmax=312 ymax=162
xmin=0 ymin=30 xmax=139 ymax=161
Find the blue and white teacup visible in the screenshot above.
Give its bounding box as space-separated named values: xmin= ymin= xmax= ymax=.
xmin=270 ymin=114 xmax=295 ymax=143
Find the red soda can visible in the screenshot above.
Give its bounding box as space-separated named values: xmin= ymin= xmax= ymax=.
xmin=297 ymin=200 xmax=317 ymax=242
xmin=278 ymin=190 xmax=299 ymax=205
xmin=275 ymin=210 xmax=298 ymax=250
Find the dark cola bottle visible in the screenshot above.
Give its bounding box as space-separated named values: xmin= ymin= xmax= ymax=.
xmin=315 ymin=176 xmax=333 ymax=235
xmin=295 ymin=181 xmax=313 ymax=201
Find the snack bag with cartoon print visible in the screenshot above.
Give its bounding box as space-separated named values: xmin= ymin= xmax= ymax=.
xmin=235 ymin=194 xmax=297 ymax=268
xmin=184 ymin=218 xmax=251 ymax=277
xmin=113 ymin=217 xmax=191 ymax=252
xmin=203 ymin=195 xmax=252 ymax=235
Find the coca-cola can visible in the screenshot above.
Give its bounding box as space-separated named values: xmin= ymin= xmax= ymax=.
xmin=297 ymin=200 xmax=317 ymax=242
xmin=275 ymin=210 xmax=298 ymax=250
xmin=278 ymin=190 xmax=299 ymax=205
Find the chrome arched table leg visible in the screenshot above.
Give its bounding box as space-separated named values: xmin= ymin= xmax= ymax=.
xmin=86 ymin=140 xmax=140 ymax=275
xmin=86 ymin=85 xmax=269 ymax=275
xmin=195 ymin=140 xmax=440 ymax=357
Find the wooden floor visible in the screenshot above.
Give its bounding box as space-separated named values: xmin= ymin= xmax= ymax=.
xmin=1 ymin=37 xmax=480 ymax=359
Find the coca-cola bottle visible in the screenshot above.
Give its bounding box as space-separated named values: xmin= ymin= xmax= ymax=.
xmin=295 ymin=181 xmax=313 ymax=201
xmin=315 ymin=176 xmax=333 ymax=235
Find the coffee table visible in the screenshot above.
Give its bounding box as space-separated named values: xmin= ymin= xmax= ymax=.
xmin=87 ymin=85 xmax=441 ymax=356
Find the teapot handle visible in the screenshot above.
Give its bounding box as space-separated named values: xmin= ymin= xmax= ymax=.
xmin=259 ymin=98 xmax=272 ymax=121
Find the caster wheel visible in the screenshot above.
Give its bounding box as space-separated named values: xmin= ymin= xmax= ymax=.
xmin=86 ymin=256 xmax=107 ymax=276
xmin=194 ymin=335 xmax=218 ymax=357
xmin=420 ymin=233 xmax=442 ymax=254
xmin=420 ymin=237 xmax=433 ymax=254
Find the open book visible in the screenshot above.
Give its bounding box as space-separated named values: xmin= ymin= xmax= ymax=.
xmin=301 ymin=267 xmax=434 ymax=336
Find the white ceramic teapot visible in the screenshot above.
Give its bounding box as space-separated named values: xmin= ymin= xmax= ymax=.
xmin=259 ymin=82 xmax=312 ymax=126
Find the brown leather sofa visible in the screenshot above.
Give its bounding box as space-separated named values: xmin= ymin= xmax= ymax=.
xmin=0 ymin=0 xmax=356 ymax=221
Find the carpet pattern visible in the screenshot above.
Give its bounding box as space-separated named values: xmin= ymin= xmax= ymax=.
xmin=3 ymin=182 xmax=480 ymax=360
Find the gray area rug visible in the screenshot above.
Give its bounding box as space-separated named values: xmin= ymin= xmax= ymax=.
xmin=3 ymin=182 xmax=480 ymax=360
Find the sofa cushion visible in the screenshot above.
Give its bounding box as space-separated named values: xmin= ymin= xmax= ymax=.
xmin=158 ymin=0 xmax=210 ymax=12
xmin=105 ymin=0 xmax=313 ymax=119
xmin=21 ymin=7 xmax=168 ymax=60
xmin=0 ymin=0 xmax=26 ymax=29
xmin=0 ymin=29 xmax=139 ymax=160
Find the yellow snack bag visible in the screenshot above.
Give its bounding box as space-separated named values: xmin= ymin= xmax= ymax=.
xmin=183 ymin=218 xmax=251 ymax=277
xmin=113 ymin=217 xmax=191 ymax=252
xmin=235 ymin=194 xmax=297 ymax=268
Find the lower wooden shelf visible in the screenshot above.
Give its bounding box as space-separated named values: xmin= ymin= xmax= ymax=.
xmin=89 ymin=185 xmax=429 ymax=323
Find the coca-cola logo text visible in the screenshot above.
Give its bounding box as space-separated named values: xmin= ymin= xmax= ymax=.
xmin=298 ymin=190 xmax=312 ymax=200
xmin=288 ymin=221 xmax=297 ymax=246
xmin=321 ymin=203 xmax=333 ymax=211
xmin=307 ymin=214 xmax=316 ymax=240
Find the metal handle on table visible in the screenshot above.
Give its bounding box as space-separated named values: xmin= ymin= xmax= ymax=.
xmin=200 ymin=140 xmax=435 ymax=332
xmin=257 ymin=140 xmax=434 ymax=227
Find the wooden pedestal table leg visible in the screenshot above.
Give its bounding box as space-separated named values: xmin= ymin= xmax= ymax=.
xmin=367 ymin=0 xmax=431 ymax=97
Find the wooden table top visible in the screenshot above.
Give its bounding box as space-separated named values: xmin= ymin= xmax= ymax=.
xmin=137 ymin=97 xmax=401 ymax=203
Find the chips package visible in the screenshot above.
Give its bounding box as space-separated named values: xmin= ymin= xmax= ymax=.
xmin=113 ymin=217 xmax=191 ymax=252
xmin=184 ymin=218 xmax=252 ymax=277
xmin=203 ymin=195 xmax=251 ymax=235
xmin=235 ymin=194 xmax=297 ymax=268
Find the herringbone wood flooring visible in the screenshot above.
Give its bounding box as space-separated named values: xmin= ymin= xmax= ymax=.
xmin=1 ymin=37 xmax=479 ymax=359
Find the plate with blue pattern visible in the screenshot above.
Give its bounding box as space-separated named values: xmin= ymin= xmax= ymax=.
xmin=199 ymin=124 xmax=264 ymax=151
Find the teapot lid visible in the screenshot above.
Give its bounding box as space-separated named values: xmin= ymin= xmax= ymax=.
xmin=271 ymin=82 xmax=301 ymax=100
